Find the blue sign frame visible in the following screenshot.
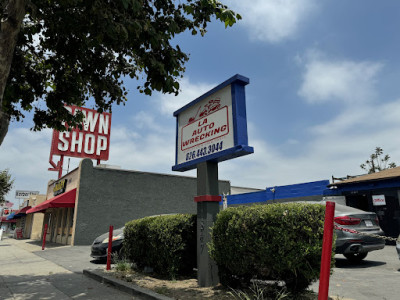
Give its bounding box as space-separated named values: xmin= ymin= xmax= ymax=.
xmin=172 ymin=74 xmax=254 ymax=172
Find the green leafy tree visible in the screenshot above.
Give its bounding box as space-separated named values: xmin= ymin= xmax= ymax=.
xmin=0 ymin=0 xmax=241 ymax=145
xmin=0 ymin=169 xmax=14 ymax=204
xmin=360 ymin=147 xmax=397 ymax=174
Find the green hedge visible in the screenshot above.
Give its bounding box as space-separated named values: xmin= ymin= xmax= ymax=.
xmin=210 ymin=203 xmax=334 ymax=293
xmin=123 ymin=214 xmax=196 ymax=278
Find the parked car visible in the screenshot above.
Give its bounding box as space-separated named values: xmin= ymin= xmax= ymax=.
xmin=90 ymin=227 xmax=124 ymax=260
xmin=396 ymin=235 xmax=400 ymax=260
xmin=90 ymin=214 xmax=176 ymax=260
xmin=330 ymin=202 xmax=385 ymax=262
xmin=301 ymin=201 xmax=385 ymax=262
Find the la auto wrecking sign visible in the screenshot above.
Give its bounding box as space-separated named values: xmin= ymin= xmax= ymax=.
xmin=50 ymin=105 xmax=112 ymax=161
xmin=172 ymin=74 xmax=254 ymax=171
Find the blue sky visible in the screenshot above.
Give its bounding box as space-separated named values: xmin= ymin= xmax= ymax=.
xmin=2 ymin=0 xmax=400 ymax=208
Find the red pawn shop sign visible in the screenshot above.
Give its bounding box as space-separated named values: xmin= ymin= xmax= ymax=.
xmin=50 ymin=105 xmax=112 ymax=161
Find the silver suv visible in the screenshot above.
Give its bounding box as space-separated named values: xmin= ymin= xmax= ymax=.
xmin=332 ymin=203 xmax=385 ymax=262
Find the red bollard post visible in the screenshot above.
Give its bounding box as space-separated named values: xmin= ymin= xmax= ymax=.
xmin=318 ymin=201 xmax=336 ymax=300
xmin=42 ymin=223 xmax=48 ymax=250
xmin=106 ymin=225 xmax=113 ymax=271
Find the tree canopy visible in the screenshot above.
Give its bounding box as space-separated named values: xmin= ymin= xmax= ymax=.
xmin=0 ymin=169 xmax=14 ymax=204
xmin=0 ymin=0 xmax=241 ymax=145
xmin=360 ymin=147 xmax=397 ymax=174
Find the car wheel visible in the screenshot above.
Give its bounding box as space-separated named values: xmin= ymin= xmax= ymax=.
xmin=344 ymin=252 xmax=368 ymax=262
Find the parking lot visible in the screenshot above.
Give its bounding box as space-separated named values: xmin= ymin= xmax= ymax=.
xmin=311 ymin=245 xmax=400 ymax=299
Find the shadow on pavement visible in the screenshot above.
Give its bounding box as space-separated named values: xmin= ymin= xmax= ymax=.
xmin=1 ymin=272 xmax=133 ymax=300
xmin=26 ymin=240 xmax=66 ymax=249
xmin=334 ymin=257 xmax=386 ymax=268
xmin=90 ymin=259 xmax=106 ymax=265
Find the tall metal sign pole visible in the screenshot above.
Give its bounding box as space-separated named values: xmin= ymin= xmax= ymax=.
xmin=195 ymin=161 xmax=220 ymax=286
xmin=173 ymin=74 xmax=254 ymax=287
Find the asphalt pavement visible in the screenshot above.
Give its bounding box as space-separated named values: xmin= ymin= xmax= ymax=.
xmin=1 ymin=236 xmax=400 ymax=300
xmin=0 ymin=237 xmax=140 ymax=300
xmin=310 ymin=245 xmax=400 ymax=300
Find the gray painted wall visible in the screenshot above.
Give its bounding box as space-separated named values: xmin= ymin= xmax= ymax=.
xmin=74 ymin=159 xmax=230 ymax=245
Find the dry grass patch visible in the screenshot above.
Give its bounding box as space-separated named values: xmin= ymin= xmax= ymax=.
xmin=107 ymin=267 xmax=326 ymax=300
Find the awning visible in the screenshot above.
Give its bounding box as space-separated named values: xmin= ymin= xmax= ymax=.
xmin=26 ymin=188 xmax=77 ymax=214
xmin=14 ymin=206 xmax=32 ymax=218
xmin=1 ymin=216 xmax=17 ymax=223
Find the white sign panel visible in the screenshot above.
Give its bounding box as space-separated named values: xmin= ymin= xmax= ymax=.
xmin=173 ymin=74 xmax=253 ymax=172
xmin=177 ymin=85 xmax=234 ymax=165
xmin=372 ymin=195 xmax=386 ymax=206
xmin=15 ymin=190 xmax=40 ymax=199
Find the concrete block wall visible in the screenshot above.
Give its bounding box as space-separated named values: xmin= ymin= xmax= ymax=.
xmin=73 ymin=159 xmax=230 ymax=245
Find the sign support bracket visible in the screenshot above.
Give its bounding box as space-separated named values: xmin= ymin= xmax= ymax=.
xmin=48 ymin=153 xmax=64 ymax=179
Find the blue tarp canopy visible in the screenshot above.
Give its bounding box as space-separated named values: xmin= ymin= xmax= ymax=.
xmin=13 ymin=206 xmax=32 ymax=218
xmin=6 ymin=212 xmax=16 ymax=220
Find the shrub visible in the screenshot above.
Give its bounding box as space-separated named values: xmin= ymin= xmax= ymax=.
xmin=123 ymin=214 xmax=196 ymax=278
xmin=210 ymin=203 xmax=334 ymax=293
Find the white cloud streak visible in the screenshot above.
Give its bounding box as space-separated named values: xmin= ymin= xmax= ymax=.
xmin=231 ymin=0 xmax=318 ymax=43
xmin=298 ymin=52 xmax=384 ymax=104
xmin=0 ymin=128 xmax=54 ymax=207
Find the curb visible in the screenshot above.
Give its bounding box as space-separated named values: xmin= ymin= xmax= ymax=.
xmin=83 ymin=269 xmax=173 ymax=300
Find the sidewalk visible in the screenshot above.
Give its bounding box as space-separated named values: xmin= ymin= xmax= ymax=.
xmin=0 ymin=237 xmax=138 ymax=299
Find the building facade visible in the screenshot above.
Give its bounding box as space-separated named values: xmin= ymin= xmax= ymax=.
xmin=27 ymin=158 xmax=231 ymax=245
xmin=328 ymin=167 xmax=400 ymax=239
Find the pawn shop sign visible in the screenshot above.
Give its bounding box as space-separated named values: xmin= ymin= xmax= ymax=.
xmin=50 ymin=105 xmax=112 ymax=161
xmin=172 ymin=74 xmax=254 ymax=171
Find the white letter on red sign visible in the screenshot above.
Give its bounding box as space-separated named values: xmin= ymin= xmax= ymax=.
xmin=84 ymin=111 xmax=99 ymax=133
xmin=71 ymin=132 xmax=83 ymax=153
xmin=84 ymin=134 xmax=95 ymax=154
xmin=58 ymin=132 xmax=70 ymax=151
xmin=99 ymin=114 xmax=110 ymax=134
xmin=96 ymin=136 xmax=107 ymax=155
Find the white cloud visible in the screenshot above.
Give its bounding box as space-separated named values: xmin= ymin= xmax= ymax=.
xmin=155 ymin=77 xmax=215 ymax=116
xmin=0 ymin=127 xmax=55 ymax=207
xmin=109 ymin=125 xmax=176 ymax=172
xmin=131 ymin=111 xmax=173 ymax=135
xmin=298 ymin=53 xmax=383 ymax=104
xmin=306 ymin=101 xmax=400 ymax=178
xmin=231 ymin=0 xmax=317 ymax=43
xmin=111 ymin=126 xmax=141 ymax=140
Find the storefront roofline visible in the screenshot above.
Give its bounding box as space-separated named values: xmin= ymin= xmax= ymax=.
xmin=330 ymin=177 xmax=400 ymax=193
xmin=329 ymin=166 xmax=400 ymax=187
